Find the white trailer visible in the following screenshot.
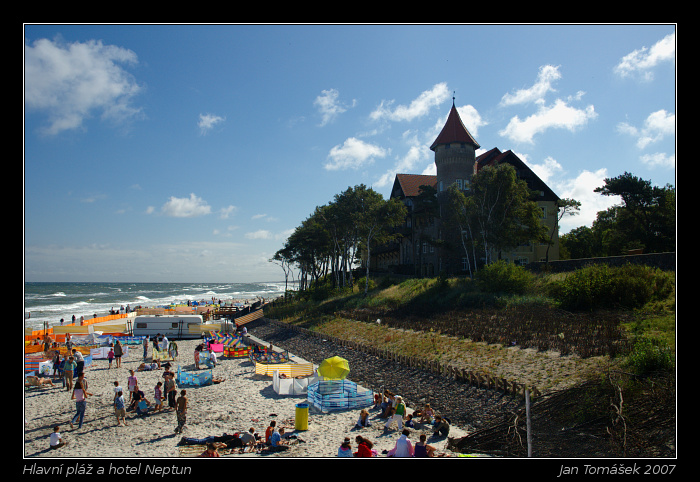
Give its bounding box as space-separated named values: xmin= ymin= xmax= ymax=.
xmin=132 ymin=315 xmax=206 ymax=340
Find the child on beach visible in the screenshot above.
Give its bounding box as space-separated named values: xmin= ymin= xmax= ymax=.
xmin=49 ymin=426 xmax=67 ymax=450
xmin=107 ymin=348 xmax=114 ymax=369
xmin=384 ymin=396 xmax=406 ymax=431
xmin=154 ymin=381 xmax=163 ymax=412
xmin=175 ymin=390 xmax=187 ymax=434
xmin=419 ymin=403 xmax=435 ymax=424
xmin=355 ymin=409 xmax=372 ymax=429
xmin=114 ymin=388 xmax=127 ymax=426
xmin=337 ymin=437 xmax=353 ymax=457
xmin=127 ymin=370 xmax=138 ymax=402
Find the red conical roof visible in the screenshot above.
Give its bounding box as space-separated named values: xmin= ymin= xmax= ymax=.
xmin=430 ymin=103 xmax=480 ymax=151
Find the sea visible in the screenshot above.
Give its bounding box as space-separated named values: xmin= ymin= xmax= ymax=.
xmin=23 ymin=281 xmax=290 ymax=332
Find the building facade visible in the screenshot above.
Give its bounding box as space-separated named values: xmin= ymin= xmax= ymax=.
xmin=372 ymin=102 xmax=561 ymax=276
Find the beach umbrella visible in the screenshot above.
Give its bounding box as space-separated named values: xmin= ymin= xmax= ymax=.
xmin=317 ymin=356 xmax=350 ymax=380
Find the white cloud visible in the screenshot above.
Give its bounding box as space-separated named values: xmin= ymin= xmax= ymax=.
xmin=551 ymin=168 xmax=621 ymax=233
xmin=219 ymin=205 xmax=238 ymax=219
xmin=520 ymin=154 xmax=564 ymax=184
xmin=24 ymin=37 xmax=143 ymax=135
xmin=370 ymin=82 xmax=450 ymax=122
xmin=374 ymin=135 xmax=430 ymax=187
xmin=245 ymin=230 xmax=272 ymax=240
xmin=617 ymin=109 xmax=675 ymax=149
xmin=500 ymin=99 xmax=597 ymax=144
xmin=500 ymin=65 xmax=562 ymax=106
xmin=160 ymin=193 xmax=212 ymax=217
xmin=324 ymin=137 xmax=389 ymax=171
xmin=314 ymin=88 xmax=355 ymax=126
xmin=640 ymin=152 xmax=675 ymax=169
xmin=614 ymin=32 xmax=675 ymax=80
xmin=198 ymin=113 xmax=225 ymax=134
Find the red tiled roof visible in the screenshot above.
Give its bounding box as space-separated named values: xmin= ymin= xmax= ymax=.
xmin=430 ymin=104 xmax=480 ymax=151
xmin=394 ymin=173 xmax=437 ymax=198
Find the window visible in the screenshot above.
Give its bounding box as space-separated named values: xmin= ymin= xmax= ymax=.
xmin=540 ymin=206 xmax=547 ymax=219
xmin=456 ymin=179 xmax=463 ymax=190
xmin=136 ymin=322 xmax=148 ymax=329
xmin=439 ymin=181 xmax=444 ymax=192
xmin=463 ymin=179 xmax=470 ymax=191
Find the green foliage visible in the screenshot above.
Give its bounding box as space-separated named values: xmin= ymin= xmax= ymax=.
xmin=550 ymin=264 xmax=674 ymax=311
xmin=624 ymin=336 xmax=674 ymax=375
xmin=476 ymin=260 xmax=533 ymax=295
xmin=356 ymin=276 xmax=376 ymax=293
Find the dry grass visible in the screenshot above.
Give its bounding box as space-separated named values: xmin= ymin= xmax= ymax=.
xmin=283 ymin=315 xmax=613 ymax=394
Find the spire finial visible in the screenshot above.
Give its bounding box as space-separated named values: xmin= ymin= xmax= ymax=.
xmin=452 ymin=91 xmax=456 ymax=106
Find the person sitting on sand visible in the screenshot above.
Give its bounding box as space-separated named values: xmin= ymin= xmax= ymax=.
xmin=418 ymin=403 xmax=435 ymax=424
xmin=387 ymin=429 xmax=414 ymax=457
xmin=354 ymin=436 xmax=374 ymax=457
xmin=337 ymin=437 xmax=353 ymax=457
xmin=198 ymin=443 xmax=220 ymax=457
xmin=414 ymin=433 xmax=437 ymax=457
xmin=355 ymin=409 xmax=372 ymax=428
xmin=260 ymin=428 xmax=288 ymax=453
xmin=432 ymin=415 xmax=450 ymax=437
xmin=49 ymin=425 xmax=67 ymax=450
xmin=128 ymin=384 xmax=151 ymax=414
xmin=240 ymin=427 xmax=256 ymax=449
xmin=265 ymin=420 xmax=276 ymax=444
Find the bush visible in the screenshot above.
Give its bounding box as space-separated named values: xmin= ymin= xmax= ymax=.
xmin=550 ymin=264 xmax=674 ymax=311
xmin=476 ymin=260 xmax=533 ymax=295
xmin=624 ymin=336 xmax=674 ymax=375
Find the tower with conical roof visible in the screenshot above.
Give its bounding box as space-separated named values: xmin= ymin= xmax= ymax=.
xmin=431 ymin=97 xmax=480 ymax=198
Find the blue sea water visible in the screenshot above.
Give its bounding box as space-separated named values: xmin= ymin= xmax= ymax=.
xmin=23 ymin=281 xmax=289 ymax=331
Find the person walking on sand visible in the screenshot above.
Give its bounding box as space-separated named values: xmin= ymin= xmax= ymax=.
xmin=114 ymin=340 xmax=123 ymax=368
xmin=70 ymin=373 xmax=92 ymax=429
xmin=64 ymin=356 xmax=77 ymax=392
xmin=142 ymin=337 xmax=148 ymax=361
xmin=114 ymin=387 xmax=127 ymax=426
xmin=175 ymin=389 xmax=187 ymax=433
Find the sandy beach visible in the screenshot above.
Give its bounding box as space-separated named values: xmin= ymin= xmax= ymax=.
xmin=24 ymin=336 xmax=472 ymax=460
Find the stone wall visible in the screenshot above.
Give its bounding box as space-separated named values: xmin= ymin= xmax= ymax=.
xmin=526 ymin=252 xmax=675 ymax=273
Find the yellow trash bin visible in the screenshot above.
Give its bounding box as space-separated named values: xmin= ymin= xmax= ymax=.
xmin=295 ymin=402 xmax=309 ymax=431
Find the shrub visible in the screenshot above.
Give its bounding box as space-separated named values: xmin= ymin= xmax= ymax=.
xmin=476 ymin=260 xmax=533 ymax=295
xmin=550 ymin=264 xmax=674 ymax=311
xmin=624 ymin=336 xmax=674 ymax=375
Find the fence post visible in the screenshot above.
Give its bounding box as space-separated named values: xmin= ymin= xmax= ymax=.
xmin=526 ymin=388 xmax=532 ymax=457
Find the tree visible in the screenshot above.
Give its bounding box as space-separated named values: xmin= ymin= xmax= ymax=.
xmin=594 ymin=172 xmax=675 ymax=254
xmin=444 ymin=184 xmax=478 ymax=277
xmin=546 ymin=198 xmax=581 ymax=262
xmin=467 ymin=164 xmax=549 ymax=265
xmin=351 ymin=184 xmax=407 ymax=296
xmin=270 ymin=246 xmax=294 ymax=298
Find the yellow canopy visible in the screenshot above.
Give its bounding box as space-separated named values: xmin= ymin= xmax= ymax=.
xmin=317 ymin=356 xmax=350 ymax=380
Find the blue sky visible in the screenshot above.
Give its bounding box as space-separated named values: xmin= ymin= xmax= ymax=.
xmin=24 ymin=24 xmax=676 ymax=283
